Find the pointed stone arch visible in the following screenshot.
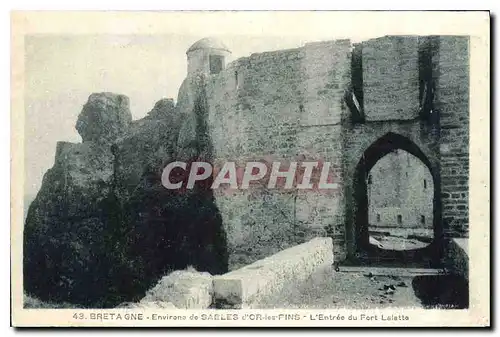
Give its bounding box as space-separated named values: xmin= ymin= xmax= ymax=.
xmin=347 ymin=132 xmax=442 ymax=265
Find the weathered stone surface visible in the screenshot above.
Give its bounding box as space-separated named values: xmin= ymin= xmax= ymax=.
xmin=141 ymin=267 xmax=213 ymax=309
xmin=24 ymin=92 xmax=228 ymax=307
xmin=213 ymin=237 xmax=334 ymax=308
xmin=445 ymin=238 xmax=469 ymax=281
xmin=362 ymin=36 xmax=421 ymax=121
xmin=203 ymin=41 xmax=350 ymax=267
xmin=23 ymin=139 xmax=119 ymax=307
xmin=76 ymin=92 xmax=132 ymax=144
xmin=115 ymin=81 xmax=228 ymax=289
xmin=434 ymin=36 xmax=470 ymax=237
xmin=145 ymin=98 xmax=175 ymax=120
xmin=176 ymin=76 xmax=214 ymax=163
xmin=114 ymin=99 xmax=179 ymax=200
xmin=199 ymin=35 xmax=468 ymax=266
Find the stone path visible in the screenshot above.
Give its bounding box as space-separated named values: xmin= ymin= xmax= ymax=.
xmin=256 ymin=266 xmax=463 ymax=309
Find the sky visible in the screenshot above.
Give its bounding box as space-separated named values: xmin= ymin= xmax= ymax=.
xmin=24 ymin=32 xmax=387 ymax=197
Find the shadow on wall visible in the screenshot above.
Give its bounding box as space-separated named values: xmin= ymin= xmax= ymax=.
xmin=122 ymin=85 xmax=230 ymax=304
xmin=123 ymin=83 xmax=229 ymax=305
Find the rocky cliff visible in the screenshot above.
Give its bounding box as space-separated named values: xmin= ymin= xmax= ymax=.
xmin=23 ymin=89 xmax=228 ymax=308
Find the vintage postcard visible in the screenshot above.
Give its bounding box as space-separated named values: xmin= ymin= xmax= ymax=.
xmin=11 ymin=11 xmax=490 ymax=327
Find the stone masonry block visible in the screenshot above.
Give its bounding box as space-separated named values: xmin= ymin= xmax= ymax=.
xmin=213 ymin=237 xmax=334 ymax=308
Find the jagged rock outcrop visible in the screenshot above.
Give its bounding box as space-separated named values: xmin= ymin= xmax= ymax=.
xmin=24 ymin=90 xmax=228 ymax=308
xmin=114 ymin=88 xmax=227 ymax=288
xmin=76 ymin=93 xmax=132 ymax=144
xmin=23 ymin=117 xmax=120 ymax=307
xmin=145 ymin=98 xmax=175 ymax=120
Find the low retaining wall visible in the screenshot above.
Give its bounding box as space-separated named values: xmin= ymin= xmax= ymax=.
xmin=445 ymin=238 xmax=469 ymax=282
xmin=213 ymin=237 xmax=334 ymax=308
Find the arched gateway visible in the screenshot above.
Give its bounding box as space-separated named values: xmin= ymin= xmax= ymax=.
xmin=346 ymin=132 xmax=442 ymax=266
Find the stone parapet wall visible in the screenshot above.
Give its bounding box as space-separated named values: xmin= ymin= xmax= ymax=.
xmin=213 ymin=237 xmax=334 ymax=308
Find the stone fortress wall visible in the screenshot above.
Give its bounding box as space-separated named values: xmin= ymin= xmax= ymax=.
xmin=368 ymin=150 xmax=434 ymax=229
xmin=177 ymin=35 xmax=469 ymax=268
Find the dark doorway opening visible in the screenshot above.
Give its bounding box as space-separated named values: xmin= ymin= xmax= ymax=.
xmin=350 ymin=132 xmax=442 ymax=267
xmin=209 ymin=55 xmax=224 ymax=74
